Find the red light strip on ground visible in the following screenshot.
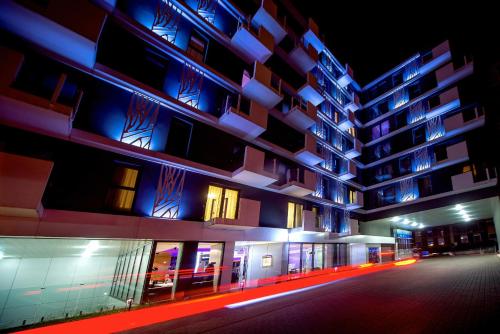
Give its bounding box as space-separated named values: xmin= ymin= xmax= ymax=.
xmin=15 ymin=260 xmax=417 ymax=334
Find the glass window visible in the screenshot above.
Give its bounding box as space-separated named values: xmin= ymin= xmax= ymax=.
xmin=288 ymin=243 xmax=301 ymax=274
xmin=192 ymin=242 xmax=224 ymax=293
xmin=314 ymin=244 xmax=324 ymax=270
xmin=301 ymin=243 xmax=313 ymax=273
xmin=106 ymin=165 xmax=139 ymax=211
xmin=144 ymin=242 xmax=182 ymax=303
xmin=204 ymin=185 xmax=239 ymax=221
xmin=187 ymin=30 xmax=208 ymax=63
xmin=287 ymin=202 xmax=303 ymax=228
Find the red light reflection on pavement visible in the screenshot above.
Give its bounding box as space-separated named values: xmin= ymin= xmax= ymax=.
xmin=15 ymin=260 xmax=417 ymax=334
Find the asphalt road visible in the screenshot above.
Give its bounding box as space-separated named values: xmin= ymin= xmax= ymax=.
xmin=122 ymin=255 xmax=500 ymax=334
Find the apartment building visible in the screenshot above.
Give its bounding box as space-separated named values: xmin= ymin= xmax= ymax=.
xmin=0 ymin=0 xmax=497 ymax=330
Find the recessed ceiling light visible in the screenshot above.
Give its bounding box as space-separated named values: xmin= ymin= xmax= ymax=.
xmin=391 ymin=216 xmax=401 ymax=222
xmin=455 ymin=204 xmax=464 ymax=210
xmin=402 ymin=219 xmax=410 ymax=224
xmin=458 ymin=210 xmax=467 ymax=215
xmin=411 ymin=222 xmax=418 ymax=227
xmin=418 ymin=223 xmax=424 ymax=228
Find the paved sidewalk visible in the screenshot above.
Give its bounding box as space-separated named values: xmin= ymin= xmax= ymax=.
xmin=124 ymin=255 xmax=500 ymax=334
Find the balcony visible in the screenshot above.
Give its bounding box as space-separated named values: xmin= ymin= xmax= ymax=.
xmin=242 ymin=61 xmax=283 ymax=108
xmin=294 ymin=133 xmax=324 ymax=166
xmin=337 ymin=64 xmax=354 ymax=88
xmin=346 ymin=191 xmax=364 ymax=210
xmin=291 ymin=210 xmax=324 ymax=233
xmin=282 ymin=96 xmax=317 ymax=130
xmin=232 ymin=146 xmax=279 ymax=187
xmin=297 ymin=72 xmax=325 ymax=106
xmin=0 ymin=48 xmax=83 ymax=137
xmin=0 ymin=0 xmax=106 ymax=68
xmin=251 ymin=0 xmax=287 ymax=44
xmin=231 ymin=21 xmax=274 ymax=63
xmin=302 ymin=18 xmax=324 ymax=53
xmin=443 ymin=107 xmax=485 ymax=135
xmin=204 ymin=198 xmax=261 ymax=230
xmin=0 ymin=152 xmax=53 ymax=218
xmin=338 ymin=111 xmax=355 ymax=131
xmin=419 ymin=40 xmax=452 ymax=75
xmin=426 ymin=86 xmax=461 ymax=119
xmin=289 ymin=42 xmax=318 ymax=74
xmin=435 ymin=60 xmax=474 ymax=89
xmin=345 ymin=139 xmax=362 ymax=159
xmin=434 ymin=141 xmax=469 ymax=168
xmin=219 ymin=94 xmax=267 ymax=139
xmin=451 ymin=167 xmax=497 ymax=192
xmin=339 ymin=161 xmax=357 ymax=181
xmin=277 ymin=168 xmax=316 ymax=197
xmin=345 ymin=93 xmax=360 ymax=112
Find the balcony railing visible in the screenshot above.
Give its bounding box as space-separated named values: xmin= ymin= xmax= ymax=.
xmin=219 ymin=94 xmax=267 ymax=139
xmin=231 ymin=19 xmax=274 ymax=63
xmin=297 ymin=72 xmax=325 ymax=106
xmin=294 ymin=133 xmax=324 ymax=166
xmin=282 ymin=95 xmax=317 ymax=130
xmin=289 ymin=40 xmax=318 ymax=74
xmin=251 ymin=0 xmax=287 ymax=44
xmin=242 ymin=62 xmax=283 ymax=108
xmin=0 ymin=47 xmax=83 ymax=137
xmin=232 ymin=146 xmax=279 ymax=187
xmin=205 ymin=197 xmax=261 ymax=230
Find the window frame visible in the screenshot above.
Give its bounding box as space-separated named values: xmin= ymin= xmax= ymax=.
xmin=106 ymin=162 xmax=141 ymax=212
xmin=204 ymin=184 xmax=240 ymax=221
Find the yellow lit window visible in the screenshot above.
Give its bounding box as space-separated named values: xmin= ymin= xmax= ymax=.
xmin=348 ymin=127 xmax=356 ymax=137
xmin=462 ymin=165 xmax=471 ymax=173
xmin=287 ymin=202 xmax=303 ymax=228
xmin=349 ymin=190 xmax=357 ymax=204
xmin=204 ymin=185 xmax=239 ymax=221
xmin=107 ymin=166 xmax=139 ymax=211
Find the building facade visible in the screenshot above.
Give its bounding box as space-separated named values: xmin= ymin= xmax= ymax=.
xmin=0 ymin=0 xmax=497 ymax=330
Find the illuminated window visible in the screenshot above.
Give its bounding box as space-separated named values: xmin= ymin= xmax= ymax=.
xmin=204 ymin=185 xmax=239 ymax=221
xmin=107 ymin=165 xmax=139 ymax=211
xmin=349 ymin=190 xmax=357 ymax=204
xmin=347 ymin=127 xmax=356 ymax=137
xmin=462 ymin=165 xmax=471 ymax=173
xmin=187 ymin=30 xmax=207 ymax=63
xmin=287 ymin=202 xmax=303 ymax=228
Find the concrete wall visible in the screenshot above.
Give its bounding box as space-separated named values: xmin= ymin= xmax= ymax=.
xmin=359 ymin=221 xmax=392 ymax=237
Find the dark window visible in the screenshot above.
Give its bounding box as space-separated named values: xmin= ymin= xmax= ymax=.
xmin=166 ymin=117 xmax=193 ymax=158
xmin=187 ymin=30 xmax=208 ymax=63
xmin=395 ymin=111 xmax=407 ymax=129
xmin=462 ymin=108 xmax=476 ymax=122
xmin=418 ymin=175 xmax=433 ymax=197
xmin=428 ymin=95 xmax=440 ymax=109
xmin=399 ymin=156 xmax=412 ymax=174
xmin=392 ymin=72 xmax=403 ymax=87
xmin=106 ymin=164 xmax=140 ymax=212
xmin=413 ymin=125 xmax=426 ymax=145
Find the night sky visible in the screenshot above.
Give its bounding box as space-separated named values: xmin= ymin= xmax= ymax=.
xmin=291 ymin=0 xmax=498 ymax=86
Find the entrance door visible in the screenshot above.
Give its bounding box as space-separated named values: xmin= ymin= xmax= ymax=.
xmin=368 ymin=247 xmax=380 ymax=263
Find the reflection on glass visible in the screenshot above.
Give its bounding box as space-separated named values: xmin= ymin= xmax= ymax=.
xmin=145 ymin=242 xmax=182 ymax=303
xmin=314 ymin=244 xmax=324 ymax=270
xmin=193 ymin=242 xmax=223 ymax=293
xmin=288 ymin=243 xmax=301 ymax=274
xmin=301 ymin=244 xmax=313 ymax=273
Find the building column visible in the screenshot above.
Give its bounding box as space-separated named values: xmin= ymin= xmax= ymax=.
xmin=493 ymin=196 xmax=500 ymax=251
xmin=219 ymin=241 xmax=235 ymax=292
